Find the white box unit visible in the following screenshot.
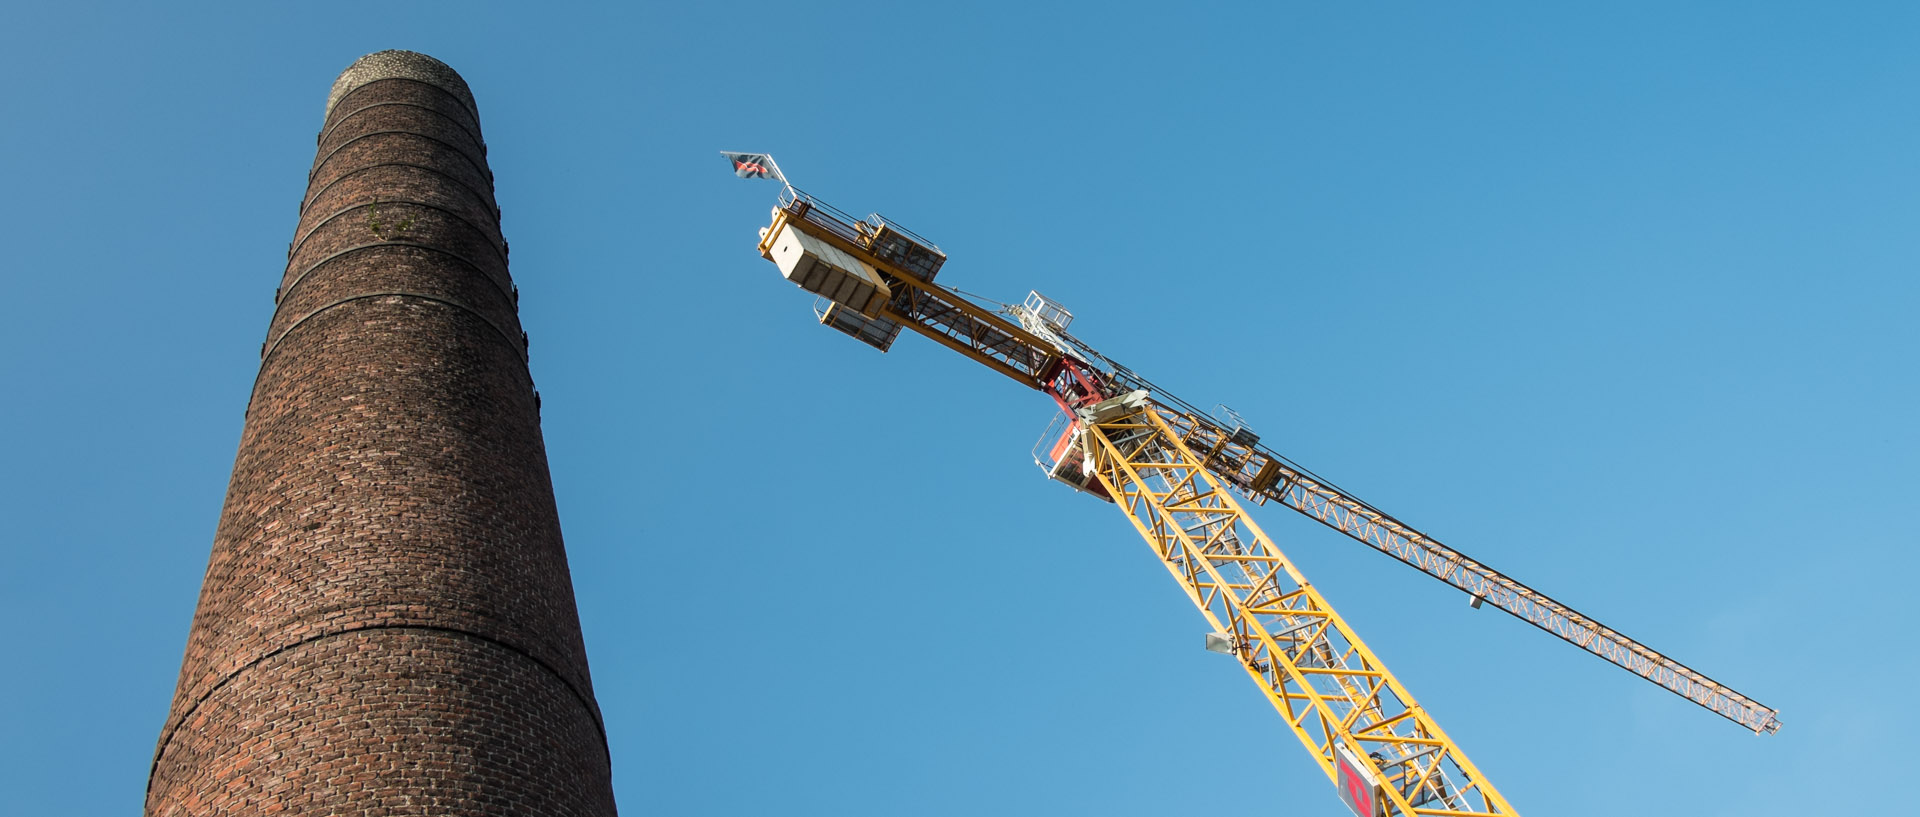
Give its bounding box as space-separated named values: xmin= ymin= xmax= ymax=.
xmin=818 ymin=301 xmax=904 ymax=352
xmin=769 ymin=223 xmax=889 ymax=317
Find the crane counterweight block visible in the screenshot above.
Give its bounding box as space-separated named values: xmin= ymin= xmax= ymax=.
xmin=764 ymin=219 xmax=890 ymax=317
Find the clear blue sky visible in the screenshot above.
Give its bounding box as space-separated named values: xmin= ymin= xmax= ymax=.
xmin=3 ymin=3 xmax=1912 ymax=814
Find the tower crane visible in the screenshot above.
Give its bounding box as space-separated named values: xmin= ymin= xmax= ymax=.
xmin=739 ymin=176 xmax=1779 ymax=817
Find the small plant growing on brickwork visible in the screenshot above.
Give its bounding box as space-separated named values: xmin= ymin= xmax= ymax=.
xmin=367 ymin=196 xmax=415 ymax=241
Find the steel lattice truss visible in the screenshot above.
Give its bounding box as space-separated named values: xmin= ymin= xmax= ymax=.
xmin=1083 ymin=403 xmax=1516 ymax=817
xmin=1163 ymin=411 xmax=1781 ymax=735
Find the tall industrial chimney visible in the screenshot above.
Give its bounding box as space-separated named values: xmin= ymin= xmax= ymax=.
xmin=148 ymin=51 xmax=618 ymax=815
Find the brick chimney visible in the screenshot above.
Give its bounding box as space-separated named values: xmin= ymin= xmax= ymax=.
xmin=148 ymin=51 xmax=617 ymax=816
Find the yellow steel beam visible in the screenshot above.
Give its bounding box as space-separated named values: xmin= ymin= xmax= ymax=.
xmin=1164 ymin=409 xmax=1781 ymax=735
xmin=1080 ymin=402 xmax=1518 ymax=817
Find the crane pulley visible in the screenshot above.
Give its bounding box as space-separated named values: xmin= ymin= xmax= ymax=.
xmin=745 ymin=182 xmax=1778 ymax=817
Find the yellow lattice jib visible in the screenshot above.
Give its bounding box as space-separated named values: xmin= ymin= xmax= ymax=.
xmin=1079 ymin=397 xmax=1517 ymax=817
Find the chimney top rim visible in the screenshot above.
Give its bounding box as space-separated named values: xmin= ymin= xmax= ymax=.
xmin=325 ymin=50 xmax=478 ymax=125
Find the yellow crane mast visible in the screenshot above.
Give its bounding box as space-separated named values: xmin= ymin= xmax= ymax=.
xmin=744 ymin=184 xmax=1778 ymax=817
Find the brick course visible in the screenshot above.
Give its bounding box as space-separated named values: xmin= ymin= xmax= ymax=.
xmin=148 ymin=51 xmax=617 ymax=816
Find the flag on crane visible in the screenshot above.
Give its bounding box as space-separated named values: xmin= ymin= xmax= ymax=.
xmin=720 ymin=151 xmax=781 ymax=181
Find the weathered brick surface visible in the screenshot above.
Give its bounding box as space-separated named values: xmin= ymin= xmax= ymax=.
xmin=149 ymin=51 xmax=617 ymax=816
xmin=299 ymin=163 xmax=505 ymax=271
xmin=154 ymin=630 xmax=614 ymax=817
